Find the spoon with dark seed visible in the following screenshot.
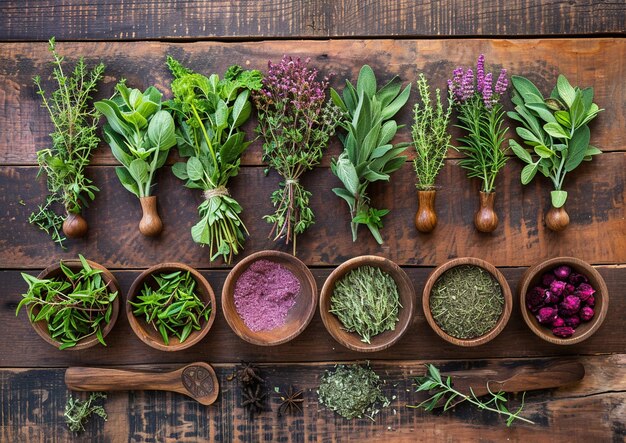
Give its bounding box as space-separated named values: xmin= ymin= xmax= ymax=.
xmin=65 ymin=362 xmax=219 ymax=405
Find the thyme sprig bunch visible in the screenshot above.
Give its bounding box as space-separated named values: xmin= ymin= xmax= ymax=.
xmin=408 ymin=364 xmax=534 ymax=427
xmin=16 ymin=255 xmax=118 ymax=350
xmin=65 ymin=392 xmax=108 ymax=433
xmin=31 ymin=37 xmax=104 ymax=247
xmin=253 ymin=56 xmax=340 ymax=254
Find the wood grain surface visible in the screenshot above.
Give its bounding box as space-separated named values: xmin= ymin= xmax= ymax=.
xmin=0 ymin=0 xmax=624 ymax=41
xmin=1 ymin=355 xmax=624 ymax=442
xmin=1 ymin=39 xmax=624 ymax=166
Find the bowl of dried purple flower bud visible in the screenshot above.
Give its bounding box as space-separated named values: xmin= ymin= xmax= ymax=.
xmin=519 ymin=257 xmax=609 ymax=345
xmin=222 ymin=250 xmax=318 ymax=346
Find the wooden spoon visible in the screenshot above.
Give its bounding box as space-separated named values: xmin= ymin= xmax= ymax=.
xmin=65 ymin=362 xmax=219 ymax=405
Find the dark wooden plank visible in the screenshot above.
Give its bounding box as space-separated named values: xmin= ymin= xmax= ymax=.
xmin=1 ymin=152 xmax=624 ymax=268
xmin=0 ymin=0 xmax=624 ymax=41
xmin=1 ymin=355 xmax=624 ymax=442
xmin=1 ymin=39 xmax=624 ymax=165
xmin=1 ymin=267 xmax=623 ymax=367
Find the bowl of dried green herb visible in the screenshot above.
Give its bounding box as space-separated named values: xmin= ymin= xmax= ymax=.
xmin=319 ymin=255 xmax=415 ymax=352
xmin=422 ymin=257 xmax=512 ymax=346
xmin=126 ymin=263 xmax=216 ymax=351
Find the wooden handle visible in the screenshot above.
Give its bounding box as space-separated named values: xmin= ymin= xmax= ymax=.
xmin=65 ymin=367 xmax=179 ymax=392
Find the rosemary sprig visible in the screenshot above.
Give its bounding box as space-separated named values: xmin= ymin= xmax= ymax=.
xmin=65 ymin=392 xmax=107 ymax=433
xmin=408 ymin=364 xmax=534 ymax=427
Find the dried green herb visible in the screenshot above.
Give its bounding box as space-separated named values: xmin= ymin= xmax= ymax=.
xmin=330 ymin=265 xmax=401 ymax=343
xmin=408 ymin=364 xmax=534 ymax=427
xmin=65 ymin=392 xmax=108 ymax=433
xmin=318 ymin=364 xmax=389 ymax=420
xmin=16 ymin=255 xmax=118 ymax=350
xmin=31 ymin=37 xmax=104 ymax=247
xmin=430 ymin=265 xmax=503 ymax=339
xmin=129 ymin=271 xmax=211 ymax=344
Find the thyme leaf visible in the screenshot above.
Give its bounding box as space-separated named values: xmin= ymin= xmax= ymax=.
xmin=64 ymin=392 xmax=107 ymax=433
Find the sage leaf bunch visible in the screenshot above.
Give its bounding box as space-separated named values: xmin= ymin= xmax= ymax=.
xmin=330 ymin=65 xmax=411 ymax=244
xmin=167 ymin=58 xmax=261 ymax=263
xmin=508 ymin=74 xmax=603 ymax=208
xmin=95 ymin=82 xmax=176 ymax=198
xmin=16 ymin=255 xmax=118 ymax=350
xmin=30 ymin=37 xmax=105 ymax=247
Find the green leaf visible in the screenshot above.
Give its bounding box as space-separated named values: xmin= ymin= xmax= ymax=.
xmin=543 ymin=122 xmax=570 ymax=140
xmin=356 ymin=65 xmax=377 ymax=98
xmin=231 ymin=90 xmax=250 ymax=127
xmin=511 ymin=76 xmax=544 ymax=103
xmin=526 ymin=103 xmax=556 ymax=124
xmin=564 ymin=125 xmax=591 ymax=172
xmin=516 ymin=127 xmax=544 ymax=145
xmin=381 ymin=83 xmax=411 ymax=120
xmin=378 ymin=120 xmax=398 ymax=145
xmin=94 ymin=100 xmax=132 ymax=137
xmin=186 ymin=157 xmax=204 ymax=182
xmin=375 ymin=76 xmax=402 ymax=108
xmin=332 ymin=188 xmax=356 ymax=208
xmin=557 ymin=74 xmax=576 ymax=108
xmin=115 ymin=167 xmax=140 ymax=197
xmin=551 ymin=190 xmax=568 ymax=208
xmin=330 ymin=88 xmax=347 ymax=112
xmin=534 ymin=145 xmax=554 ymax=159
xmin=171 ymin=162 xmax=188 ymax=181
xmin=333 ymin=154 xmax=360 ymax=195
xmin=147 ymin=110 xmax=176 ymax=151
xmin=509 ymin=139 xmax=533 ymax=163
xmin=554 ymin=111 xmax=571 ymax=127
xmin=521 ymin=163 xmax=538 ymax=185
xmin=129 ymin=158 xmax=149 ymax=185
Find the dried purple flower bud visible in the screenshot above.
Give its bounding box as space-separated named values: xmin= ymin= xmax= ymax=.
xmin=585 ymin=295 xmax=595 ymax=307
xmin=574 ymin=283 xmax=596 ymax=301
xmin=536 ymin=307 xmax=558 ymax=324
xmin=554 ymin=265 xmax=572 ymax=279
xmin=568 ymin=272 xmax=588 ymax=285
xmin=545 ymin=290 xmax=560 ymax=305
xmin=565 ymin=283 xmax=576 ymax=295
xmin=552 ymin=317 xmax=565 ymax=328
xmin=580 ymin=306 xmax=595 ymax=321
xmin=552 ymin=326 xmax=575 ymax=338
xmin=526 ymin=286 xmax=548 ymax=310
xmin=542 ymin=273 xmax=556 ymax=287
xmin=564 ymin=315 xmax=581 ymax=328
xmin=550 ymin=280 xmax=567 ymax=297
xmin=559 ymin=295 xmax=581 ymax=317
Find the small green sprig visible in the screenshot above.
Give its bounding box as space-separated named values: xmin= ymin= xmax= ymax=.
xmin=16 ymin=255 xmax=118 ymax=350
xmin=65 ymin=392 xmax=107 ymax=433
xmin=329 ymin=265 xmax=401 ymax=344
xmin=129 ymin=271 xmax=211 ymax=344
xmin=408 ymin=364 xmax=534 ymax=427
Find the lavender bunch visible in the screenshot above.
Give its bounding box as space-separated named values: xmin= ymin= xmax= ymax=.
xmin=253 ymin=56 xmax=340 ymax=254
xmin=448 ymin=55 xmax=509 ymax=193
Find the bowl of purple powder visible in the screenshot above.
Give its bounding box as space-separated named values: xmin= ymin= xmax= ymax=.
xmin=519 ymin=256 xmax=609 ymax=345
xmin=222 ymin=250 xmax=317 ymax=346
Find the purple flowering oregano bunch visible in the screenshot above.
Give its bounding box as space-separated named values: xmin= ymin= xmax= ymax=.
xmin=448 ymin=55 xmax=509 ymax=193
xmin=253 ymin=56 xmax=341 ymax=254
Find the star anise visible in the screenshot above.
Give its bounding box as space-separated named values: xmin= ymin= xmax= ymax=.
xmin=242 ymin=384 xmax=266 ymax=416
xmin=237 ymin=361 xmax=265 ymax=386
xmin=278 ymin=385 xmax=304 ymax=416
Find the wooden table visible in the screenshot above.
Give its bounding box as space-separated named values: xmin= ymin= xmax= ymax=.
xmin=1 ymin=1 xmax=624 ymax=441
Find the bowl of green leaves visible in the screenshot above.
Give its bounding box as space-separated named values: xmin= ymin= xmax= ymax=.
xmin=16 ymin=255 xmax=120 ymax=350
xmin=319 ymin=255 xmax=415 ymax=352
xmin=126 ymin=263 xmax=216 ymax=351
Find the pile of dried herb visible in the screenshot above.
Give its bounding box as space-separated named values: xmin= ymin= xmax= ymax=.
xmin=318 ymin=364 xmax=389 ymax=420
xmin=64 ymin=392 xmax=107 ymax=433
xmin=430 ymin=265 xmax=504 ymax=339
xmin=329 ymin=266 xmax=401 ymax=343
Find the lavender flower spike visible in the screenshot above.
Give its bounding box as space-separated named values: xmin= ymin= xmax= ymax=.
xmin=476 ymin=54 xmax=485 ymax=93
xmin=482 ymin=72 xmax=493 ymax=108
xmin=495 ymin=69 xmax=508 ymax=95
xmin=461 ymin=68 xmax=474 ymax=101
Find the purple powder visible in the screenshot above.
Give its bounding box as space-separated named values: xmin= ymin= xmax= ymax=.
xmin=233 ymin=259 xmax=301 ymax=332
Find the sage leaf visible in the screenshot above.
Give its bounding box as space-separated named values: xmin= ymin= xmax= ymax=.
xmin=147 ymin=110 xmax=176 ymax=150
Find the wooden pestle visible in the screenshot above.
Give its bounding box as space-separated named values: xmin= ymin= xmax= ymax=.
xmin=65 ymin=362 xmax=219 ymax=405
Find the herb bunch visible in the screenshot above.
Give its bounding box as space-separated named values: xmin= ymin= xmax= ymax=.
xmin=129 ymin=270 xmax=211 ymax=344
xmin=408 ymin=364 xmax=534 ymax=427
xmin=16 ymin=255 xmax=118 ymax=350
xmin=331 ymin=65 xmax=411 ymax=244
xmin=330 ymin=265 xmax=401 ymax=343
xmin=448 ymin=55 xmax=509 ymax=193
xmin=65 ymin=392 xmax=108 ymax=433
xmin=167 ymin=58 xmax=262 ymax=263
xmin=412 ymin=73 xmax=453 ymax=190
xmin=253 ymin=56 xmax=340 ymax=254
xmin=95 ymin=81 xmax=176 ymax=199
xmin=30 ymin=37 xmax=105 ymax=247
xmin=318 ymin=363 xmax=389 ymax=420
xmin=508 ymin=74 xmax=603 ymax=209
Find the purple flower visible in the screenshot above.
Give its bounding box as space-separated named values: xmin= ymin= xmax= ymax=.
xmin=585 ymin=295 xmax=595 ymax=307
xmin=565 ymin=283 xmax=576 ymax=295
xmin=568 ymin=272 xmax=589 ymax=285
xmin=461 ymin=68 xmax=474 ymax=101
xmin=552 ymin=317 xmax=565 ymax=328
xmin=580 ymin=306 xmax=594 ymax=321
xmin=545 ymin=290 xmax=560 ymax=305
xmin=552 ymin=326 xmax=575 ymax=338
xmin=559 ymin=295 xmax=581 ymax=317
xmin=494 ymin=69 xmax=508 ymax=95
xmin=526 ymin=286 xmax=548 ymax=311
xmin=574 ymin=283 xmax=595 ymax=302
xmin=554 ymin=265 xmax=572 ymax=279
xmin=482 ymin=72 xmax=493 ymax=108
xmin=564 ymin=315 xmax=581 ymax=328
xmin=542 ymin=273 xmax=556 ymax=287
xmin=536 ymin=307 xmax=558 ymax=325
xmin=550 ymin=280 xmax=567 ymax=298
xmin=476 ymin=54 xmax=485 ymax=93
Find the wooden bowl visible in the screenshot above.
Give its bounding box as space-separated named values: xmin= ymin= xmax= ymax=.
xmin=423 ymin=257 xmax=512 ymax=347
xmin=222 ymin=250 xmax=317 ymax=346
xmin=319 ymin=255 xmax=415 ymax=352
xmin=127 ymin=263 xmax=216 ymax=351
xmin=29 ymin=259 xmax=120 ymax=351
xmin=519 ymin=256 xmax=608 ymax=345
